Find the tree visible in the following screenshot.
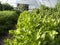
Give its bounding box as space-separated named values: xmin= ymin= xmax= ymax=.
xmin=0 ymin=3 xmax=14 ymax=11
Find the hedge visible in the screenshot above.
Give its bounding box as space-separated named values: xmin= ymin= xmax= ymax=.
xmin=0 ymin=11 xmax=19 ymax=35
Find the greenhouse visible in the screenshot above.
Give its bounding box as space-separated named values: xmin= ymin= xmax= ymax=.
xmin=0 ymin=0 xmax=58 ymax=10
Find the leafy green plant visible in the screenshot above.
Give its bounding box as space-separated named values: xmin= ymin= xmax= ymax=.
xmin=4 ymin=3 xmax=60 ymax=45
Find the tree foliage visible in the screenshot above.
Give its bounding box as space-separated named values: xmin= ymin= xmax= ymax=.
xmin=17 ymin=4 xmax=28 ymax=11
xmin=0 ymin=3 xmax=14 ymax=11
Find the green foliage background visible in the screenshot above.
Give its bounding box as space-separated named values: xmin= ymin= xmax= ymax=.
xmin=0 ymin=3 xmax=13 ymax=11
xmin=0 ymin=11 xmax=19 ymax=35
xmin=4 ymin=3 xmax=60 ymax=45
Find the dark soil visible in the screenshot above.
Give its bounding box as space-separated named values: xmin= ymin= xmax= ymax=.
xmin=0 ymin=33 xmax=11 ymax=45
xmin=0 ymin=25 xmax=16 ymax=45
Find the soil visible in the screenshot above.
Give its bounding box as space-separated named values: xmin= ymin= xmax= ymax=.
xmin=0 ymin=33 xmax=11 ymax=45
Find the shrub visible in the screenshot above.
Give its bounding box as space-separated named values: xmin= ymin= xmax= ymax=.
xmin=4 ymin=4 xmax=60 ymax=45
xmin=0 ymin=11 xmax=19 ymax=35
